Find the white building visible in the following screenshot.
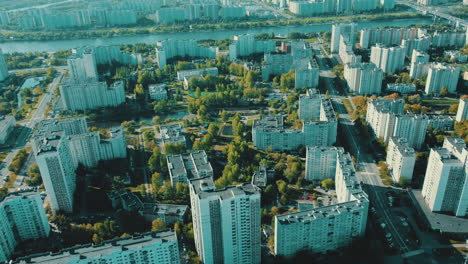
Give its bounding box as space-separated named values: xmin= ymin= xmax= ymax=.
xmin=0 ymin=190 xmax=50 ymax=263
xmin=359 ymin=27 xmax=421 ymax=49
xmin=60 ymin=78 xmax=125 ymax=111
xmin=254 ymin=97 xmax=337 ymax=151
xmin=339 ymin=35 xmax=362 ymax=64
xmin=431 ymin=30 xmax=466 ymax=48
xmin=33 ymin=131 xmax=76 ymax=213
xmin=370 ymin=44 xmax=405 ymax=73
xmin=176 ymin=67 xmax=218 ymax=82
xmin=305 ymin=146 xmax=343 ymax=182
xmin=0 ymin=115 xmax=15 ymax=145
xmin=275 ymin=151 xmax=368 ymax=257
xmin=425 ymin=63 xmax=461 ymax=95
xmin=0 ymin=48 xmax=9 ymax=82
xmin=409 ymin=50 xmax=430 ymax=79
xmin=74 ymin=45 xmax=140 ymax=66
xmin=189 ymin=177 xmax=261 ymax=264
xmin=220 ymin=6 xmax=246 ymax=18
xmin=149 ymin=84 xmax=168 ymax=101
xmin=422 ymin=138 xmax=468 ymax=217
xmin=386 ymin=137 xmax=416 ymax=183
xmin=67 ymin=47 xmax=98 ymax=80
xmin=15 ymin=230 xmax=180 ymax=264
xmin=98 ymin=127 xmax=127 ymax=161
xmin=156 ymin=7 xmax=187 ymax=23
xmin=156 ymin=123 xmax=187 ymax=148
xmin=344 ymin=62 xmax=383 ymax=95
xmin=401 ymin=36 xmax=431 ymax=57
xmin=261 ymin=52 xmax=319 ymax=89
xmin=229 ymin=34 xmax=276 ymax=61
xmin=392 ymin=114 xmax=429 ymax=150
xmin=456 ymin=97 xmax=468 ymax=122
xmin=167 ymin=151 xmax=213 ymax=186
xmin=386 ymin=83 xmax=416 ymax=94
xmin=298 ymin=88 xmax=322 ymax=120
xmin=331 ymin=23 xmax=357 ymax=53
xmin=427 ymin=115 xmax=454 ymax=131
xmin=365 ymin=98 xmax=405 ymax=142
xmin=155 ymin=39 xmax=217 ymax=68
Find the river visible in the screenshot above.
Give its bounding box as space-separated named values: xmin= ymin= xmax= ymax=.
xmin=0 ymin=18 xmax=434 ymax=53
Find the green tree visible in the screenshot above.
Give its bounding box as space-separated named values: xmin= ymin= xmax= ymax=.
xmin=92 ymin=233 xmax=102 ymax=245
xmin=151 ymin=218 xmax=166 ymax=231
xmin=440 ymin=86 xmax=448 ymax=96
xmin=151 ymin=172 xmax=162 ymax=196
xmin=321 ymin=179 xmax=335 ymax=190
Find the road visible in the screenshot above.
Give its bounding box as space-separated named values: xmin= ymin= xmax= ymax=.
xmin=255 ymin=1 xmax=294 ymax=19
xmin=397 ymin=0 xmax=468 ymax=27
xmin=0 ymin=72 xmax=64 ymax=188
xmin=8 ymin=66 xmax=67 ymax=74
xmin=7 ymin=0 xmax=79 ymax=12
xmin=137 ymin=130 xmax=153 ymax=196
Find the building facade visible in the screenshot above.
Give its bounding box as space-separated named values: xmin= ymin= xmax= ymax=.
xmin=331 ymin=23 xmax=357 ymax=53
xmin=0 ymin=191 xmax=50 ymax=263
xmin=189 ymin=177 xmax=261 ymax=264
xmin=0 ymin=115 xmax=15 ymax=145
xmin=456 ymin=98 xmax=468 ymax=122
xmin=305 ymin=146 xmax=343 ymax=182
xmin=386 ymin=137 xmax=416 ymax=183
xmin=15 ymin=230 xmax=180 ymax=264
xmin=344 ymin=62 xmax=383 ymax=94
xmin=370 ymin=44 xmax=405 ymax=73
xmin=424 ymin=63 xmax=461 ymax=95
xmin=275 ymin=151 xmax=369 ymax=257
xmin=0 ymin=48 xmax=9 ymax=82
xmin=422 ymin=138 xmax=468 ymax=217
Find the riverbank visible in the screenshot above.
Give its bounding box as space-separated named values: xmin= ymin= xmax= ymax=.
xmin=0 ymin=12 xmax=428 ymax=43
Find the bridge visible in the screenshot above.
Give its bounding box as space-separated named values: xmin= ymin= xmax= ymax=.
xmin=396 ymin=0 xmax=468 ymax=28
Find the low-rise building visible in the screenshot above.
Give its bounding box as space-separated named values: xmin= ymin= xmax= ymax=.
xmin=139 ymin=203 xmax=188 ymax=224
xmin=251 ymin=166 xmax=274 ymax=187
xmin=386 ymin=83 xmax=416 ymax=94
xmin=167 ymin=151 xmax=213 ymax=186
xmin=149 ymin=84 xmax=168 ymax=101
xmin=156 ymin=123 xmax=186 ymax=148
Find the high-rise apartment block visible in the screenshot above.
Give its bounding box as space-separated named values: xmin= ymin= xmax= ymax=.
xmin=331 ymin=23 xmax=357 ymax=53
xmin=67 ymin=47 xmax=98 ymax=80
xmin=261 ymin=49 xmax=319 ymax=88
xmin=409 ymin=50 xmax=430 ymax=79
xmin=0 ymin=48 xmax=9 ymax=82
xmin=60 ymin=78 xmax=125 ymax=111
xmin=344 ymin=62 xmax=383 ymax=94
xmin=359 ymin=27 xmax=422 ymax=49
xmin=0 ymin=191 xmax=50 ymax=263
xmin=189 ymin=177 xmax=261 ymax=264
xmin=424 ymin=63 xmax=461 ymax=95
xmin=167 ymin=151 xmax=213 ymax=186
xmin=456 ymin=97 xmax=468 ymax=122
xmin=15 ymin=230 xmax=180 ymax=264
xmin=386 ymin=137 xmax=416 ymax=183
xmin=229 ymin=34 xmax=276 ymax=61
xmin=339 ymin=35 xmax=362 ymax=64
xmin=422 ymin=138 xmax=468 ymax=217
xmin=305 ymin=146 xmax=343 ymax=182
xmin=33 ymin=131 xmax=76 ymax=213
xmin=431 ymin=30 xmax=466 ymax=48
xmin=37 ymin=118 xmax=127 ymax=169
xmin=275 ymin=151 xmax=368 ymax=257
xmin=0 ymin=115 xmax=16 ymax=145
xmin=370 ymin=44 xmax=405 ymax=73
xmin=155 ymin=39 xmax=217 ymax=68
xmin=254 ymin=93 xmax=337 ymax=151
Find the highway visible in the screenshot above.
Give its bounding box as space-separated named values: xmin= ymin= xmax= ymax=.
xmin=397 ymin=0 xmax=468 ymax=27
xmin=0 ymin=72 xmax=64 ymax=188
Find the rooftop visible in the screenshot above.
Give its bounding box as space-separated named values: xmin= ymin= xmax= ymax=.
xmin=14 ymin=230 xmax=177 ymax=264
xmin=390 ymin=137 xmax=416 ymax=157
xmin=190 ymin=176 xmax=260 ymax=200
xmin=167 ymin=151 xmax=212 ymax=180
xmin=34 ymin=131 xmax=65 ymax=156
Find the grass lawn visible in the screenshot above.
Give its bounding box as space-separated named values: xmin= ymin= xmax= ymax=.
xmin=342 ymin=99 xmax=354 ymax=114
xmin=422 ymin=99 xmax=458 ymax=105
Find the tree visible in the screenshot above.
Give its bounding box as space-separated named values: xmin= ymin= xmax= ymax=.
xmin=151 ymin=172 xmax=162 ymax=196
xmin=440 ymin=86 xmax=448 ymax=96
xmin=163 ymin=143 xmax=186 ymax=155
xmin=151 ymin=219 xmax=166 ymax=231
xmin=321 ymin=179 xmax=335 ymax=190
xmin=92 ymin=233 xmax=102 ymax=245
xmin=220 ymin=109 xmax=229 ymax=121
xmin=448 ymin=104 xmax=459 ymax=114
